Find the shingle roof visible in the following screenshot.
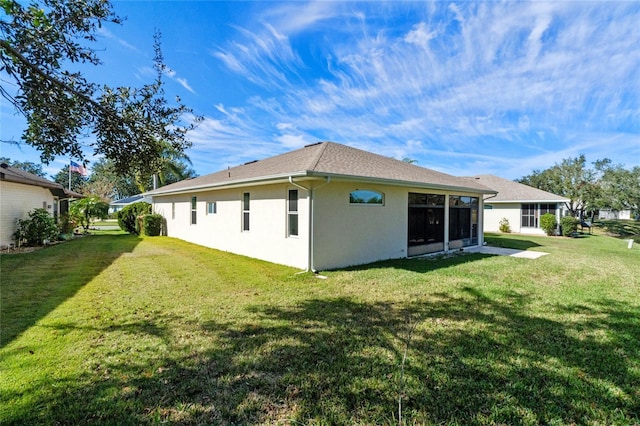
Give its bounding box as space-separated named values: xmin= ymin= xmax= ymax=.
xmin=148 ymin=142 xmax=496 ymax=195
xmin=0 ymin=162 xmax=83 ymax=198
xmin=111 ymin=194 xmax=150 ymax=205
xmin=468 ymin=174 xmax=569 ymax=203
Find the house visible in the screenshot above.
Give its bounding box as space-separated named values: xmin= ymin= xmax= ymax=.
xmin=109 ymin=194 xmax=152 ymax=214
xmin=147 ymin=142 xmax=496 ymax=271
xmin=469 ymin=174 xmax=569 ymax=235
xmin=598 ymin=209 xmax=634 ymax=221
xmin=0 ymin=162 xmax=83 ymax=247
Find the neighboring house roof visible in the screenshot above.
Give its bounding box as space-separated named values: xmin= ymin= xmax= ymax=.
xmin=0 ymin=162 xmax=83 ymax=198
xmin=469 ymin=174 xmax=569 ymax=203
xmin=110 ymin=194 xmax=151 ymax=206
xmin=148 ymin=142 xmax=496 ymax=196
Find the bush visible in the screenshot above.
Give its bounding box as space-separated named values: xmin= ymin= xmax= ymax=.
xmin=57 ymin=213 xmax=77 ymax=235
xmin=117 ymin=202 xmax=151 ymax=235
xmin=142 ymin=214 xmax=163 ymax=236
xmin=14 ymin=208 xmax=59 ymax=246
xmin=561 ymin=216 xmax=579 ymax=236
xmin=499 ymin=218 xmax=511 ymax=233
xmin=540 ymin=213 xmax=557 ymax=236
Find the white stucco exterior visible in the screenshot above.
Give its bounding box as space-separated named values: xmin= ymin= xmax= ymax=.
xmin=0 ymin=181 xmax=56 ymax=247
xmin=153 ymin=182 xmax=310 ymax=269
xmin=153 ymin=179 xmax=487 ymax=271
xmin=483 ymin=202 xmax=564 ymax=235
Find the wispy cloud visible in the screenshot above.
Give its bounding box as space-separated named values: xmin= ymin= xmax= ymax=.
xmin=201 ymin=1 xmax=639 ymax=178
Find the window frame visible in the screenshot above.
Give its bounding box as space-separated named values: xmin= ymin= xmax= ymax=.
xmin=207 ymin=201 xmax=217 ymax=215
xmin=287 ymin=189 xmax=299 ymax=237
xmin=190 ymin=196 xmax=197 ymax=225
xmin=242 ymin=192 xmax=250 ymax=231
xmin=349 ymin=189 xmax=385 ymax=206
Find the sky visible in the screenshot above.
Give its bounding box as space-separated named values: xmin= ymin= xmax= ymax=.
xmin=1 ymin=1 xmax=639 ymax=180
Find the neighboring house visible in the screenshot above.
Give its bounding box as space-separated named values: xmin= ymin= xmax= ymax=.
xmin=470 ymin=174 xmax=569 ymax=235
xmin=598 ymin=209 xmax=633 ymax=220
xmin=109 ymin=194 xmax=152 ymax=214
xmin=147 ymin=142 xmax=496 ymax=271
xmin=0 ymin=162 xmax=83 ymax=247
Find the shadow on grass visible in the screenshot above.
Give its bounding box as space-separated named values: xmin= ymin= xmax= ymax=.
xmin=6 ymin=289 xmax=639 ymax=424
xmin=595 ymin=220 xmax=640 ymax=243
xmin=0 ymin=233 xmax=140 ymax=348
xmin=484 ymin=235 xmax=543 ymax=250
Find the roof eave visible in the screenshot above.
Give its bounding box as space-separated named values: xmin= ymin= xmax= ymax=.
xmin=307 ymin=171 xmax=497 ymax=194
xmin=146 ymin=171 xmax=312 ymax=197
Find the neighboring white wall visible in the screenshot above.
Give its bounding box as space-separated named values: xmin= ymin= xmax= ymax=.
xmin=483 ymin=203 xmax=522 ymax=233
xmin=0 ymin=181 xmax=55 ymax=247
xmin=153 ymin=183 xmax=310 ymax=269
xmin=599 ymin=209 xmax=632 ymax=220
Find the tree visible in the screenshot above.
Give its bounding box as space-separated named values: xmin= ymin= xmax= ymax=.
xmin=0 ymin=157 xmax=46 ymax=177
xmin=518 ymin=155 xmax=598 ymax=218
xmin=596 ymin=160 xmax=640 ymax=214
xmin=52 ymin=165 xmax=87 ymax=192
xmin=84 ymin=158 xmax=139 ymax=200
xmin=69 ymin=195 xmax=109 ymax=231
xmin=1 ymin=1 xmax=201 ymax=177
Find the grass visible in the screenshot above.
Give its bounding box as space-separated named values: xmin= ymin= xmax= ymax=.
xmin=1 ymin=230 xmax=639 ymax=425
xmin=594 ymin=219 xmax=640 ymax=243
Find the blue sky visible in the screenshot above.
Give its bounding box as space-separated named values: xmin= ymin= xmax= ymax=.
xmin=2 ymin=1 xmax=639 ymax=180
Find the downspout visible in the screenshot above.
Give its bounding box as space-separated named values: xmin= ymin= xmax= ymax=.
xmin=289 ymin=176 xmax=331 ymax=273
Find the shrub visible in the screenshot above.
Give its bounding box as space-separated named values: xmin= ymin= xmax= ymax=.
xmin=69 ymin=196 xmax=109 ymax=232
xmin=58 ymin=213 xmax=77 ymax=235
xmin=142 ymin=214 xmax=163 ymax=236
xmin=561 ymin=216 xmax=579 ymax=236
xmin=540 ymin=213 xmax=557 ymax=236
xmin=14 ymin=208 xmax=59 ymax=246
xmin=499 ymin=218 xmax=511 ymax=233
xmin=117 ymin=202 xmax=151 ymax=234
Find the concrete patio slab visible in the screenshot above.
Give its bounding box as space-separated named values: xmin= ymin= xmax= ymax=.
xmin=466 ymin=246 xmax=549 ymax=259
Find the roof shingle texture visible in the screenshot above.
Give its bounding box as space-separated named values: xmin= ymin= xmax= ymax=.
xmin=469 ymin=174 xmax=569 ymax=202
xmin=151 ymin=142 xmax=495 ymax=194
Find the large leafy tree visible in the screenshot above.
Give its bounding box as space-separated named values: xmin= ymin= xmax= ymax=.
xmin=0 ymin=0 xmax=201 ymax=176
xmin=518 ymin=155 xmax=599 ymax=217
xmin=595 ymin=160 xmax=640 ymax=214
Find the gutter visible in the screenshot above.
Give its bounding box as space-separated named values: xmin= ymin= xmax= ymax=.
xmin=289 ymin=176 xmax=331 ymax=273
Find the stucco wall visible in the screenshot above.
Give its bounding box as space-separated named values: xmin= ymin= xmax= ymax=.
xmin=483 ymin=202 xmax=547 ymax=235
xmin=153 ymin=183 xmax=310 ymax=269
xmin=153 ymin=181 xmax=487 ymax=271
xmin=312 ymin=182 xmax=410 ymax=270
xmin=0 ymin=181 xmax=55 ymax=247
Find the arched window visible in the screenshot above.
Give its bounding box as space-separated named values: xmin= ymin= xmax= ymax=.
xmin=349 ymin=189 xmax=384 ymax=205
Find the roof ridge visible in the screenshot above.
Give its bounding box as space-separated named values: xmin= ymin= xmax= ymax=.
xmin=308 ymin=141 xmax=330 ymax=172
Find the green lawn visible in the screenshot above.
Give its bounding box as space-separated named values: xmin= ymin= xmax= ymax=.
xmin=1 ymin=231 xmax=639 ymax=425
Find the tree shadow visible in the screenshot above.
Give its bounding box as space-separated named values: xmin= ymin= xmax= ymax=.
xmin=6 ymin=289 xmax=639 ymax=424
xmin=484 ymin=235 xmax=542 ymax=250
xmin=0 ymin=234 xmax=140 ymax=348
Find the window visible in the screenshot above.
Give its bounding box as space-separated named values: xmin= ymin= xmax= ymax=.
xmin=207 ymin=201 xmax=217 ymax=215
xmin=484 ymin=204 xmax=494 ymax=209
xmin=191 ymin=197 xmax=197 ymax=225
xmin=288 ymin=189 xmax=298 ymax=236
xmin=408 ymin=193 xmax=445 ymax=246
xmin=449 ymin=196 xmax=479 ymax=245
xmin=242 ymin=192 xmax=250 ymax=231
xmin=540 ymin=203 xmax=556 ymax=216
xmin=521 ymin=203 xmax=536 ymax=227
xmin=349 ymin=189 xmax=384 ymax=205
